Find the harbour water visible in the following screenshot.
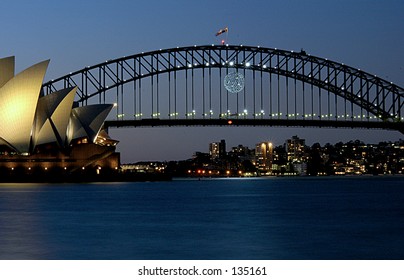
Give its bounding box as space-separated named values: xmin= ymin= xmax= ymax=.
xmin=0 ymin=176 xmax=403 ymax=260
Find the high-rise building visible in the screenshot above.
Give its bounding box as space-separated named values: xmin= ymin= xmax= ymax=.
xmin=255 ymin=142 xmax=273 ymax=174
xmin=209 ymin=139 xmax=226 ymax=159
xmin=286 ymin=135 xmax=306 ymax=162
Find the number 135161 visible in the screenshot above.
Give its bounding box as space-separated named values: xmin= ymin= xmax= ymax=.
xmin=231 ymin=267 xmax=267 ymax=276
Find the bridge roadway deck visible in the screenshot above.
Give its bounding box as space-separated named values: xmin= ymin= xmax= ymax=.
xmin=104 ymin=118 xmax=404 ymax=133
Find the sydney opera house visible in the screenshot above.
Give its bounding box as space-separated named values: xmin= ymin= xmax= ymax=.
xmin=0 ymin=56 xmax=120 ymax=182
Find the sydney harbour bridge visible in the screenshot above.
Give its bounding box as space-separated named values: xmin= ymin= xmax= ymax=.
xmin=42 ymin=45 xmax=404 ymax=134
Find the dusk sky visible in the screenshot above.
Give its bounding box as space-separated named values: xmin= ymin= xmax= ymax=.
xmin=2 ymin=0 xmax=404 ymax=162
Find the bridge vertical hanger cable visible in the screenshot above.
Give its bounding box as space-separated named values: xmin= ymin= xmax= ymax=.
xmin=253 ymin=56 xmax=256 ymax=119
xmin=334 ymin=66 xmax=338 ymax=121
xmin=174 ymin=52 xmax=177 ymax=119
xmin=226 ymin=47 xmax=229 ymax=116
xmin=185 ymin=51 xmax=188 ymax=119
xmin=318 ymin=64 xmax=322 ymax=120
xmin=99 ymin=67 xmax=103 ymax=104
xmin=366 ymin=81 xmax=370 ymax=122
xmin=360 ymin=77 xmax=364 ymax=122
xmin=260 ymin=51 xmax=264 ymax=119
xmin=269 ymin=53 xmax=273 ymax=119
xmin=327 ymin=64 xmax=331 ymax=120
xmin=156 ymin=54 xmax=159 ymax=119
xmin=138 ymin=58 xmax=142 ymax=119
xmin=350 ymin=74 xmax=354 ymax=121
xmin=310 ymin=60 xmax=314 ymax=120
xmin=219 ymin=52 xmax=222 ymax=117
xmin=82 ymin=71 xmax=86 ymax=105
xmin=344 ymin=70 xmax=347 ymax=120
xmin=236 ymin=51 xmax=239 ymax=118
xmin=168 ymin=54 xmax=172 ymax=119
xmin=202 ymin=50 xmax=205 ymax=119
xmin=294 ymin=56 xmax=297 ymax=120
xmin=116 ymin=62 xmax=119 ymax=120
xmin=302 ymin=57 xmax=305 ymax=119
xmin=277 ymin=53 xmax=280 ymax=119
xmin=209 ymin=55 xmax=212 ymax=119
xmin=286 ymin=56 xmax=289 ymax=119
xmin=243 ymin=49 xmax=246 ymax=119
xmin=121 ymin=61 xmax=124 ymax=120
xmin=192 ymin=50 xmax=194 ymax=118
xmin=133 ymin=58 xmax=137 ymax=119
xmin=151 ymin=56 xmax=154 ymax=118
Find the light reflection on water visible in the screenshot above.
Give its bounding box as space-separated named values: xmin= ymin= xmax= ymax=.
xmin=0 ymin=176 xmax=403 ymax=260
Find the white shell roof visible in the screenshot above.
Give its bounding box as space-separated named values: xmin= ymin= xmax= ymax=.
xmin=0 ymin=57 xmax=113 ymax=154
xmin=67 ymin=104 xmax=113 ymax=144
xmin=34 ymin=87 xmax=77 ymax=147
xmin=0 ymin=60 xmax=49 ymax=153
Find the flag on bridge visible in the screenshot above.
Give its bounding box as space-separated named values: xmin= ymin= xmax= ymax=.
xmin=215 ymin=27 xmax=228 ymax=36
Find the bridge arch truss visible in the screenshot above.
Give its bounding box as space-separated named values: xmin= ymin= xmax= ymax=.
xmin=43 ymin=45 xmax=404 ymax=132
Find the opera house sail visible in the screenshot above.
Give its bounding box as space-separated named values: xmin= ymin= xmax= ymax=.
xmin=0 ymin=58 xmax=49 ymax=153
xmin=0 ymin=56 xmax=120 ymax=181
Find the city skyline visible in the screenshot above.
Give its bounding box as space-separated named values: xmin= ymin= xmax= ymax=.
xmin=2 ymin=0 xmax=404 ymax=162
xmin=127 ymin=136 xmax=404 ymax=177
xmin=126 ymin=134 xmax=403 ymax=163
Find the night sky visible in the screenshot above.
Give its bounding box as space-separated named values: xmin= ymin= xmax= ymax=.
xmin=2 ymin=0 xmax=404 ymax=162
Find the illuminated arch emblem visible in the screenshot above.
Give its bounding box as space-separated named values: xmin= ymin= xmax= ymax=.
xmin=224 ymin=72 xmax=244 ymax=93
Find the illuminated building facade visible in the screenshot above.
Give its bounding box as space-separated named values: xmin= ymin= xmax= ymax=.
xmin=255 ymin=142 xmax=273 ymax=174
xmin=286 ymin=135 xmax=306 ymax=162
xmin=209 ymin=139 xmax=226 ymax=159
xmin=0 ymin=56 xmax=119 ymax=181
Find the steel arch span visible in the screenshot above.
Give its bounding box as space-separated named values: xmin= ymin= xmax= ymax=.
xmin=42 ymin=45 xmax=404 ymax=133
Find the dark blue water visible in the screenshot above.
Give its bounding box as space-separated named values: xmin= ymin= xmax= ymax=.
xmin=0 ymin=176 xmax=403 ymax=260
